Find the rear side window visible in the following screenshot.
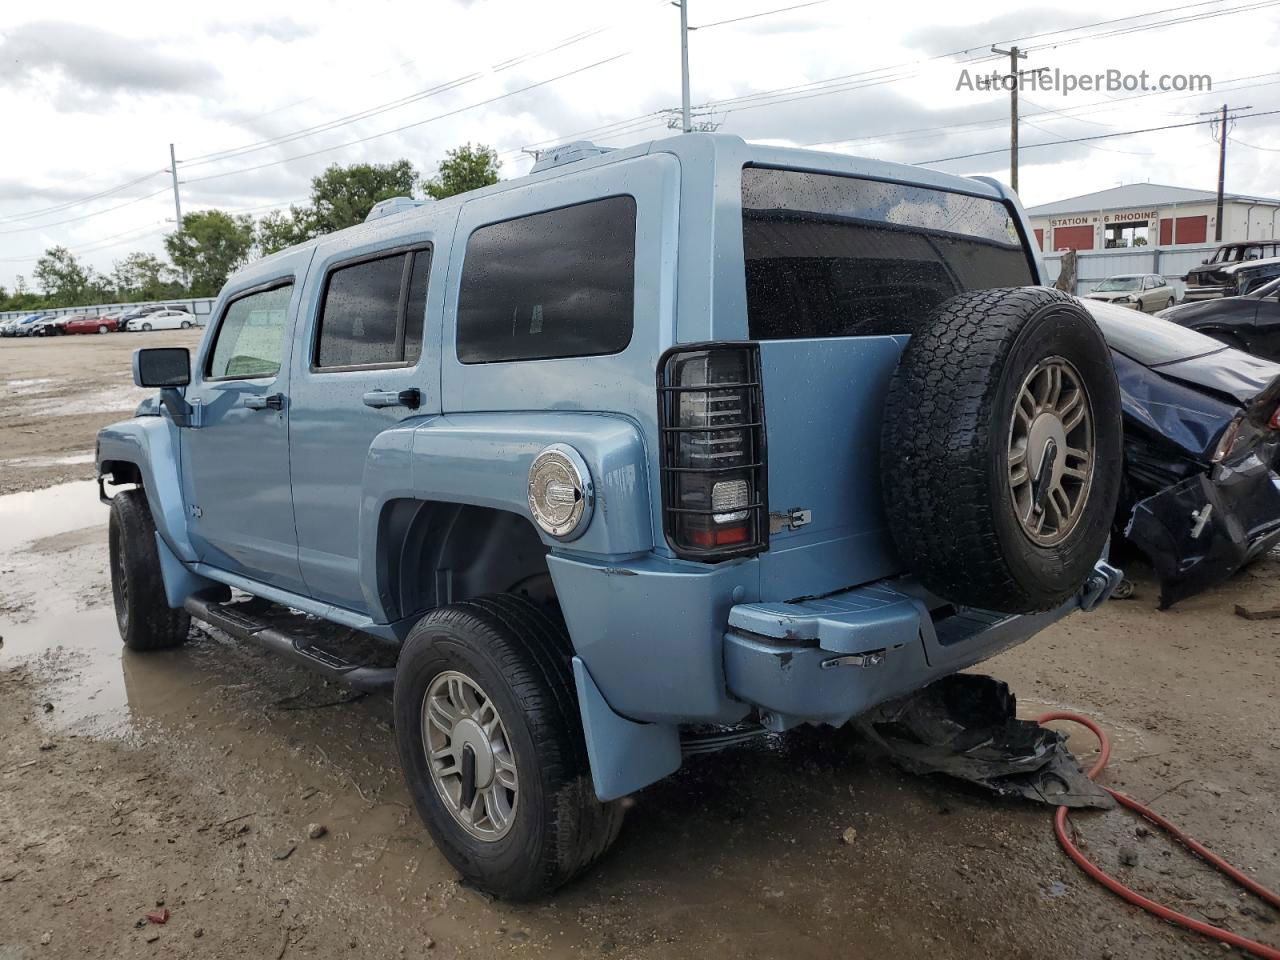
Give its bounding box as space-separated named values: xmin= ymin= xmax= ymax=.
xmin=315 ymin=247 xmax=431 ymax=369
xmin=456 ymin=196 xmax=636 ymax=364
xmin=741 ymin=168 xmax=1036 ymax=340
xmin=207 ymin=283 xmax=292 ymax=380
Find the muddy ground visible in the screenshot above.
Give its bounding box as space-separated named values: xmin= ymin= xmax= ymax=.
xmin=0 ymin=333 xmax=1277 ymax=959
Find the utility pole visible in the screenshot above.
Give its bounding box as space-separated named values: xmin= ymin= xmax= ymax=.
xmin=991 ymin=46 xmax=1029 ymax=193
xmin=168 ymin=143 xmax=182 ymax=230
xmin=675 ymin=1 xmax=692 ymax=133
xmin=1200 ymin=103 xmax=1251 ymax=242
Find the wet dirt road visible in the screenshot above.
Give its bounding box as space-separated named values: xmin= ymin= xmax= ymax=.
xmin=1 ymin=336 xmax=1277 ymax=959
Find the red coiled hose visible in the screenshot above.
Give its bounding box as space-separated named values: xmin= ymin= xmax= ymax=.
xmin=1035 ymin=711 xmax=1280 ymax=959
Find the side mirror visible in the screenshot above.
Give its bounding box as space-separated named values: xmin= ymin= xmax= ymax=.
xmin=133 ymin=347 xmax=190 ymax=388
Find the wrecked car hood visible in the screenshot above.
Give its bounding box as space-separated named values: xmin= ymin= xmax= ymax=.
xmin=1151 ymin=348 xmax=1280 ymax=406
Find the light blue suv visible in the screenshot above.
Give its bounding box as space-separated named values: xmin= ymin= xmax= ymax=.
xmin=98 ymin=134 xmax=1123 ymax=898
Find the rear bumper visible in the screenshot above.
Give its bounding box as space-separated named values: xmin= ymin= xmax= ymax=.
xmin=722 ymin=561 xmax=1122 ymax=729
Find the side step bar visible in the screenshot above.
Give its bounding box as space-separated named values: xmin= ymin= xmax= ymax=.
xmin=184 ymin=593 xmax=396 ymax=692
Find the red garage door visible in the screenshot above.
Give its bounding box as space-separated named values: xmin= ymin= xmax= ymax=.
xmin=1053 ymin=225 xmax=1094 ymax=251
xmin=1159 ymin=215 xmax=1208 ymax=245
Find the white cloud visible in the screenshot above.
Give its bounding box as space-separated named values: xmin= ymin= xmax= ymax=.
xmin=1 ymin=0 xmax=1278 ymax=289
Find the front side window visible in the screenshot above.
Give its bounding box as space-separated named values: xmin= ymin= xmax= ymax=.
xmin=456 ymin=196 xmax=636 ymax=364
xmin=207 ymin=283 xmax=292 ymax=380
xmin=314 ymin=247 xmax=431 ymax=369
xmin=741 ymin=167 xmax=1035 ymax=340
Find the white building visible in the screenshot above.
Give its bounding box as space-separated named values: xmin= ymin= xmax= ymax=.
xmin=1025 ymin=183 xmax=1280 ymax=253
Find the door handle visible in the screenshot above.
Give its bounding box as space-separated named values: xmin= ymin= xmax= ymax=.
xmin=363 ymin=388 xmax=421 ymax=410
xmin=244 ymin=393 xmax=284 ymax=411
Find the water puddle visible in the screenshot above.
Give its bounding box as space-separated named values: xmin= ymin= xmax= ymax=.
xmin=0 ymin=480 xmax=107 ymax=553
xmin=1 ymin=451 xmax=95 ymax=469
xmin=9 ymin=385 xmax=146 ymax=418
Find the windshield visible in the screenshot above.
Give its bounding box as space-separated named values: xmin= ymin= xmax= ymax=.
xmin=1094 ymin=277 xmax=1141 ymax=292
xmin=1082 ymin=299 xmax=1225 ymax=365
xmin=1249 ymin=277 xmax=1280 ymax=299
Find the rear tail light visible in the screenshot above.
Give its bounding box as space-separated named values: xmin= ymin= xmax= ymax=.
xmin=657 ymin=343 xmax=767 ymax=559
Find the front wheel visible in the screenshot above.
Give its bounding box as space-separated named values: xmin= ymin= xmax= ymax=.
xmin=141 ymin=322 xmax=152 ymax=331
xmin=180 ymin=321 xmax=191 ymax=329
xmin=394 ymin=594 xmax=624 ymax=900
xmin=109 ymin=490 xmax=190 ymax=650
xmin=98 ymin=325 xmax=108 ymax=334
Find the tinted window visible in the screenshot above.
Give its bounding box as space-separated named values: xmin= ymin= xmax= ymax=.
xmin=456 ymin=196 xmax=636 ymax=364
xmin=741 ymin=167 xmax=1035 ymax=339
xmin=316 ymin=253 xmax=407 ymax=368
xmin=207 ymin=283 xmax=292 ymax=380
xmin=404 ymin=249 xmax=431 ymax=365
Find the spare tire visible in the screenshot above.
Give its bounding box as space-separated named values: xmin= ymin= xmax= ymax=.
xmin=880 ymin=286 xmax=1121 ymax=614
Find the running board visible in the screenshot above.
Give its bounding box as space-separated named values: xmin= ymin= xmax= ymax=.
xmin=184 ymin=593 xmax=397 ymax=692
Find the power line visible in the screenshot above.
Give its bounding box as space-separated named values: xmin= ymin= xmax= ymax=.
xmin=1229 ymin=135 xmax=1280 ymax=151
xmin=693 ymin=0 xmax=829 ymax=30
xmin=0 ymin=170 xmax=166 ymax=225
xmin=181 ymin=2 xmax=667 ymax=168
xmin=0 ymin=221 xmax=168 ymax=263
xmin=181 ymin=53 xmax=631 ymax=186
xmin=918 ymin=107 xmax=1280 ymax=164
xmin=0 ymin=188 xmax=172 ymax=236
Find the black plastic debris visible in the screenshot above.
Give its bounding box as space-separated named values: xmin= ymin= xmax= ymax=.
xmin=857 ymin=674 xmax=1114 ymax=809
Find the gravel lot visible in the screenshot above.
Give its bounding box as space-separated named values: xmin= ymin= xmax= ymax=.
xmin=1 ymin=332 xmax=1277 ymax=958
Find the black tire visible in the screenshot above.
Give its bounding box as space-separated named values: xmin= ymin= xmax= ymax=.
xmin=98 ymin=325 xmax=108 ymax=334
xmin=180 ymin=321 xmax=191 ymax=329
xmin=141 ymin=322 xmax=152 ymax=331
xmin=108 ymin=490 xmax=191 ymax=650
xmin=393 ymin=594 xmax=624 ymax=900
xmin=881 ymin=286 xmax=1122 ymax=614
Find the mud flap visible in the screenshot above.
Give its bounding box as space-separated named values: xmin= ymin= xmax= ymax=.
xmin=571 ymin=657 xmax=682 ymax=802
xmin=1125 ymin=467 xmax=1280 ymax=608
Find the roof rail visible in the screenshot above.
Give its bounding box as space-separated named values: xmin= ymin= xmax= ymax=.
xmin=364 ymin=196 xmax=432 ymax=223
xmin=529 ymin=140 xmax=614 ymax=173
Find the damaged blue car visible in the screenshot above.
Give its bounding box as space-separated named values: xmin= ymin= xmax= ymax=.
xmin=1084 ymin=300 xmax=1280 ymax=607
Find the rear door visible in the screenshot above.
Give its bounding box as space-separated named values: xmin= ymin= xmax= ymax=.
xmin=739 ymin=167 xmax=1039 ymax=598
xmin=182 ymin=273 xmax=308 ymax=592
xmin=288 ymin=230 xmax=444 ymax=613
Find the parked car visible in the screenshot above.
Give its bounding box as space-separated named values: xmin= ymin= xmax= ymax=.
xmin=1156 ymin=277 xmax=1280 ymax=359
xmin=98 ymin=133 xmax=1125 ymax=899
xmin=65 ymin=314 xmax=122 ymax=335
xmin=8 ymin=313 xmax=51 ymax=337
xmin=1083 ymin=298 xmax=1280 ymax=607
xmin=1084 ymin=273 xmax=1176 ymax=312
xmin=124 ymin=309 xmax=197 ymax=331
xmin=1184 ymin=240 xmax=1280 ymax=300
xmin=31 ymin=315 xmax=72 ymax=336
xmin=117 ymin=304 xmax=170 ymax=328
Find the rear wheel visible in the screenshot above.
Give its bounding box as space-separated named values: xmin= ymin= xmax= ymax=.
xmin=109 ymin=490 xmax=190 ymax=650
xmin=881 ymin=286 xmax=1122 ymax=614
xmin=394 ymin=594 xmax=624 ymax=900
xmin=97 ymin=325 xmax=107 ymax=334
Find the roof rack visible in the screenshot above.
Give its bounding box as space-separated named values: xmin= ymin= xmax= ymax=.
xmin=529 ymin=140 xmax=614 ymax=173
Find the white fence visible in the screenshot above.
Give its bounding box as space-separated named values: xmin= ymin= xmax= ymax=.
xmin=1 ymin=297 xmax=217 ymax=322
xmin=1041 ymin=243 xmax=1219 ymax=299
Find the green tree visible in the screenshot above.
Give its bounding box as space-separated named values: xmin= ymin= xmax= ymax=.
xmin=309 ymin=160 xmax=419 ymax=234
xmin=33 ymin=246 xmax=98 ymax=304
xmin=165 ymin=210 xmax=255 ymax=297
xmin=425 ymin=143 xmax=500 ymax=200
xmin=256 ymin=205 xmax=316 ymax=257
xmin=111 ymin=252 xmax=181 ymax=302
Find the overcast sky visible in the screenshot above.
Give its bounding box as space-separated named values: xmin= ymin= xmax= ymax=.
xmin=2 ymin=0 xmax=1279 ymax=291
